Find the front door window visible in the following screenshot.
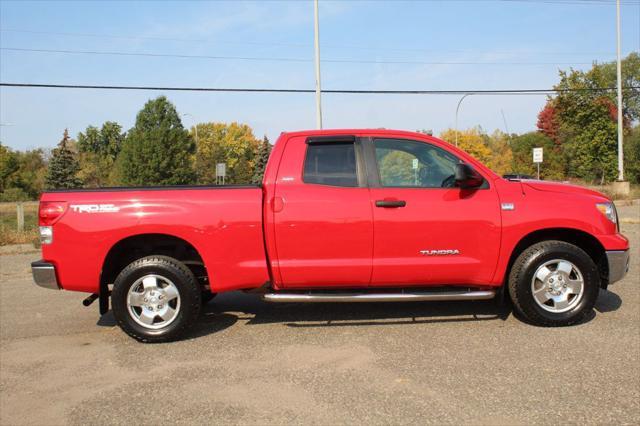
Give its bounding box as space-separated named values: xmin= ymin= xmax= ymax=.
xmin=374 ymin=138 xmax=460 ymax=188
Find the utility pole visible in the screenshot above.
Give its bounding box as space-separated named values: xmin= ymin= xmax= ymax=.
xmin=314 ymin=0 xmax=323 ymax=129
xmin=615 ymin=0 xmax=624 ymax=182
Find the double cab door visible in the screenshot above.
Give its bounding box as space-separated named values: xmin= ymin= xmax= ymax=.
xmin=272 ymin=134 xmax=501 ymax=289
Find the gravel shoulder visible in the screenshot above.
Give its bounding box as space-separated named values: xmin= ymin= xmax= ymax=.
xmin=0 ymin=217 xmax=638 ymax=425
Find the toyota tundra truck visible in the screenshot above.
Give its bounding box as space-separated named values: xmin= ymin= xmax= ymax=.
xmin=31 ymin=129 xmax=630 ymax=342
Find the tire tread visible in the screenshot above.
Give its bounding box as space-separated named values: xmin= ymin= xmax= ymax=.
xmin=112 ymin=255 xmax=201 ymax=343
xmin=508 ymin=240 xmax=599 ymax=327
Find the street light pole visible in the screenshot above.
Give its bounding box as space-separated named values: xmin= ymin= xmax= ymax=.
xmin=616 ymin=0 xmax=624 ymax=181
xmin=313 ymin=0 xmax=323 ymax=129
xmin=182 ymin=113 xmax=198 ymax=146
xmin=454 ymin=93 xmax=473 ymax=147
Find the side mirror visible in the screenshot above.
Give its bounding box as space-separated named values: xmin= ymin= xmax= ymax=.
xmin=455 ymin=163 xmax=484 ymax=189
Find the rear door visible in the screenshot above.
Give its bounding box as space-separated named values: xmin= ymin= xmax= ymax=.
xmin=272 ymin=135 xmax=373 ymax=288
xmin=366 ymin=137 xmax=501 ymax=286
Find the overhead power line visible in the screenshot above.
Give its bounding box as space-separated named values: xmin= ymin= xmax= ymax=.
xmin=0 ymin=29 xmax=618 ymax=56
xmin=0 ymin=29 xmax=203 ymax=42
xmin=497 ymin=0 xmax=640 ymax=4
xmin=0 ymin=47 xmax=602 ymax=66
xmin=2 ymin=82 xmax=638 ymax=95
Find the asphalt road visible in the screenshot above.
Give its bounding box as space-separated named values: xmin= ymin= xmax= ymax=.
xmin=1 ymin=206 xmax=638 ymax=425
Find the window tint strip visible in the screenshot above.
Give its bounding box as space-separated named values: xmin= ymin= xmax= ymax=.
xmin=306 ymin=135 xmax=356 ymax=144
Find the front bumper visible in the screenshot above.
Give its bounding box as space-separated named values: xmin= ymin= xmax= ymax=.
xmin=31 ymin=261 xmax=60 ymax=290
xmin=606 ymin=250 xmax=630 ymax=285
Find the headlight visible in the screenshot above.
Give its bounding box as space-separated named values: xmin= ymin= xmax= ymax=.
xmin=596 ymin=202 xmax=617 ymax=226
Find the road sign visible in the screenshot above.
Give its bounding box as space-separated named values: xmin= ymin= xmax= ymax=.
xmin=532 ymin=147 xmax=543 ymax=180
xmin=412 ymin=159 xmax=419 ymax=169
xmin=533 ymin=147 xmax=543 ymax=163
xmin=216 ymin=163 xmax=226 ymax=185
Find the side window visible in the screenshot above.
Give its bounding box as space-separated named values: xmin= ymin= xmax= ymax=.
xmin=303 ymin=142 xmax=359 ymax=187
xmin=374 ymin=138 xmax=460 ymax=188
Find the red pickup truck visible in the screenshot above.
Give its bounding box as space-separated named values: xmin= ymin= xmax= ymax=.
xmin=32 ymin=129 xmax=630 ymax=342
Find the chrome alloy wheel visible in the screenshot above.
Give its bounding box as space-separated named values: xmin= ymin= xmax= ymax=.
xmin=127 ymin=274 xmax=181 ymax=329
xmin=531 ymin=259 xmax=584 ymax=313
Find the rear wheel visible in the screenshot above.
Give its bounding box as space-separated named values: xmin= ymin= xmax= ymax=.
xmin=112 ymin=255 xmax=201 ymax=343
xmin=508 ymin=241 xmax=599 ymax=326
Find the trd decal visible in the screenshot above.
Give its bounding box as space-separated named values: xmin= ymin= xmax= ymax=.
xmin=69 ymin=204 xmax=120 ymax=213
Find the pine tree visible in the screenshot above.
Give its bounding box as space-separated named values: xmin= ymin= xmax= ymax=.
xmin=251 ymin=136 xmax=272 ymax=184
xmin=45 ymin=129 xmax=82 ymax=189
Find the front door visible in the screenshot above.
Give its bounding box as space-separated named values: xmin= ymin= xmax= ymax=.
xmin=273 ymin=136 xmax=373 ymax=288
xmin=367 ymin=137 xmax=501 ymax=286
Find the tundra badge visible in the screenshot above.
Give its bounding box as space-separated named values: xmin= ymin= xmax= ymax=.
xmin=501 ymin=203 xmax=515 ymax=211
xmin=420 ymin=249 xmax=460 ymax=256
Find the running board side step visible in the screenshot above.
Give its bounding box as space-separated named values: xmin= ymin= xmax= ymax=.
xmin=262 ymin=290 xmax=496 ymax=303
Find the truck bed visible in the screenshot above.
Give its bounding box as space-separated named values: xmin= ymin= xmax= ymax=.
xmin=42 ymin=184 xmax=260 ymax=192
xmin=40 ymin=186 xmax=269 ymax=293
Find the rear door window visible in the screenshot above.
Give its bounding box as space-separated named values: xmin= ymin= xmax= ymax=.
xmin=303 ymin=142 xmax=359 ymax=187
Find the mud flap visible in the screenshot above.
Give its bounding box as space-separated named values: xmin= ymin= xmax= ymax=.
xmin=99 ymin=278 xmax=110 ymax=315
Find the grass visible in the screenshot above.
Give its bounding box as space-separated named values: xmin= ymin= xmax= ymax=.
xmin=559 ymin=179 xmax=640 ymax=201
xmin=590 ymin=185 xmax=640 ymax=203
xmin=0 ymin=202 xmax=39 ymax=246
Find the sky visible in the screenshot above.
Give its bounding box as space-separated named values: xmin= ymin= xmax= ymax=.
xmin=1 ymin=0 xmax=639 ymax=150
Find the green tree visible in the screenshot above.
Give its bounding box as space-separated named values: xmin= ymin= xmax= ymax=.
xmin=14 ymin=149 xmax=47 ymax=198
xmin=0 ymin=143 xmax=19 ymax=193
xmin=193 ymin=122 xmax=260 ymax=184
xmin=624 ymin=125 xmax=640 ymax=184
xmin=539 ymin=52 xmax=640 ymax=183
xmin=117 ymin=96 xmax=195 ymax=186
xmin=0 ymin=145 xmax=47 ymax=200
xmin=77 ymin=121 xmax=125 ymax=187
xmin=99 ymin=121 xmax=125 ymax=159
xmin=251 ymin=136 xmax=272 ymax=184
xmin=510 ymin=132 xmax=565 ymax=180
xmin=594 ymin=52 xmax=640 ymax=122
xmin=45 ymin=129 xmax=82 ymax=189
xmin=77 ymin=125 xmax=100 ymax=154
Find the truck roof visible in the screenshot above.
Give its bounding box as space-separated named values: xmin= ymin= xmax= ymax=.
xmin=281 ymin=128 xmax=433 ymax=139
xmin=278 ymin=128 xmax=500 ymax=182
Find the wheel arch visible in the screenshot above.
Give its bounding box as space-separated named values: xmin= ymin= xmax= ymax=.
xmin=100 ymin=233 xmax=210 ymax=303
xmin=504 ymin=228 xmax=608 ymax=289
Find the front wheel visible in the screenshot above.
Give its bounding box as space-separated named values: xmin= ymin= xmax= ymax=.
xmin=112 ymin=256 xmax=201 ymax=343
xmin=508 ymin=241 xmax=600 ymax=326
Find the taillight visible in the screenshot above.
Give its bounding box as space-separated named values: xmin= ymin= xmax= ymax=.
xmin=39 ymin=201 xmax=68 ymax=226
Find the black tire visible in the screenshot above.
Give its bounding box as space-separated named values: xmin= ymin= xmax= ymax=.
xmin=112 ymin=255 xmax=201 ymax=343
xmin=508 ymin=240 xmax=599 ymax=326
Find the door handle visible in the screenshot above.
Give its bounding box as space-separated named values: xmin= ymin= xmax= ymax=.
xmin=375 ymin=200 xmax=406 ymax=208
